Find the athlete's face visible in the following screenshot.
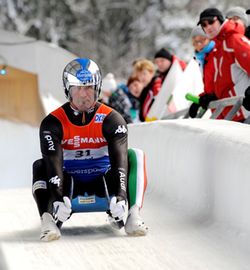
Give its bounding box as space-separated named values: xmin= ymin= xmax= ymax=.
xmin=70 ymin=85 xmax=96 ymax=112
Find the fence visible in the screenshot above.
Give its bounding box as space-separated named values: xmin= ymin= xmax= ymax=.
xmin=162 ymin=96 xmax=250 ymax=124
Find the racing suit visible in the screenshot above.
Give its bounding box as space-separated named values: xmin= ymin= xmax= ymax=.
xmin=32 ymin=102 xmax=147 ymax=216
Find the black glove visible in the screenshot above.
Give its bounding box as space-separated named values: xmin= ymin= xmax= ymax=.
xmin=199 ymin=94 xmax=217 ymax=109
xmin=242 ymin=86 xmax=250 ymax=111
xmin=188 ymin=103 xmax=200 ymax=118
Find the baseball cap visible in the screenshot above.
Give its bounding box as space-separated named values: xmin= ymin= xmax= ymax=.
xmin=197 ymin=8 xmax=224 ymax=25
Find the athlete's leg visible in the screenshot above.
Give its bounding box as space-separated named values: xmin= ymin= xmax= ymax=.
xmin=125 ymin=148 xmax=148 ymax=236
xmin=32 ymin=159 xmax=61 ymax=241
xmin=32 ymin=159 xmax=52 ymax=216
xmin=32 ymin=159 xmax=73 ymax=215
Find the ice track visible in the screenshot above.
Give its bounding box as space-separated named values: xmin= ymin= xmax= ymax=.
xmin=1 ymin=119 xmax=250 ymax=269
xmin=1 ymin=188 xmax=250 ymax=270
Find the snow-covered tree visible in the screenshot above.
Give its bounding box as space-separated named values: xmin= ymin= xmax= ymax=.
xmin=0 ymin=0 xmax=249 ymax=78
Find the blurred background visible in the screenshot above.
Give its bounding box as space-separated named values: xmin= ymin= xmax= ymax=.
xmin=0 ymin=0 xmax=249 ymax=78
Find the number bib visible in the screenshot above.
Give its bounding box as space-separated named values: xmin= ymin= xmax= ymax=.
xmin=51 ymin=104 xmax=113 ymax=182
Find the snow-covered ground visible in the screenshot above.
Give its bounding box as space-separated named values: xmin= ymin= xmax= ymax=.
xmin=1 ymin=118 xmax=250 ymax=270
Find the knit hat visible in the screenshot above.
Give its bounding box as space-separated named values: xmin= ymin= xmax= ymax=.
xmin=190 ymin=26 xmax=207 ymax=38
xmin=197 ymin=8 xmax=224 ymax=25
xmin=226 ymin=6 xmax=248 ymax=26
xmin=102 ymin=73 xmax=117 ymax=93
xmin=154 ymin=48 xmax=173 ymax=61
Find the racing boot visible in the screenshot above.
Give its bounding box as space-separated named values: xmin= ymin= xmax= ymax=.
xmin=125 ymin=205 xmax=148 ymax=236
xmin=40 ymin=212 xmax=61 ymax=242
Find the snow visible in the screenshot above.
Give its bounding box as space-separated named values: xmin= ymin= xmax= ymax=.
xmin=0 ymin=119 xmax=40 ymax=189
xmin=41 ymin=93 xmax=63 ymax=115
xmin=0 ymin=29 xmax=77 ymax=105
xmin=1 ymin=117 xmax=250 ymax=269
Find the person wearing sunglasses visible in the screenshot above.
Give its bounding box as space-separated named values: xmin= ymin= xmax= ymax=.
xmin=197 ymin=8 xmax=225 ymax=39
xmin=196 ymin=8 xmax=250 ymax=122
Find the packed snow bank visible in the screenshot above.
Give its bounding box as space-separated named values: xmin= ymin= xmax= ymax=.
xmin=0 ymin=29 xmax=77 ymax=102
xmin=0 ymin=119 xmax=40 ymax=188
xmin=0 ymin=29 xmax=76 ymax=114
xmin=128 ymin=119 xmax=250 ymax=234
xmin=1 ymin=118 xmax=250 ymax=269
xmin=2 ymin=117 xmax=250 ymax=231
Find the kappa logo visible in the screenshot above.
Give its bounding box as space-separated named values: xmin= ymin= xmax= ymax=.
xmin=95 ymin=113 xmax=106 ymax=123
xmin=115 ymin=125 xmax=127 ymax=134
xmin=49 ymin=175 xmax=61 ymax=187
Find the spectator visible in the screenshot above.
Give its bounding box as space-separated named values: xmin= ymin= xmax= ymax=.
xmin=225 ymin=6 xmax=249 ymax=37
xmin=137 ymin=49 xmax=186 ymax=121
xmin=195 ymin=7 xmax=250 ymax=122
xmin=189 ymin=26 xmax=216 ymax=118
xmin=99 ymin=73 xmax=117 ymax=105
xmin=154 ymin=48 xmax=186 ymax=74
xmin=109 ymin=75 xmax=144 ymax=123
xmin=132 ymin=58 xmax=155 ymax=88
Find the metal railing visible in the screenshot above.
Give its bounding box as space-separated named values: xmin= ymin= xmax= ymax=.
xmin=161 ymin=96 xmax=250 ymax=124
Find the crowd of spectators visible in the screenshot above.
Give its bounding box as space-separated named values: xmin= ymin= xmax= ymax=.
xmin=101 ymin=6 xmax=250 ymax=124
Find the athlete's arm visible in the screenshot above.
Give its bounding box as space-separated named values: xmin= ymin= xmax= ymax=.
xmin=39 ymin=114 xmax=64 ymax=200
xmin=102 ymin=110 xmax=128 ymax=201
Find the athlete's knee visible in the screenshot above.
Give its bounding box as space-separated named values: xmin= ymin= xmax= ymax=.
xmin=33 ymin=159 xmax=46 ymax=182
xmin=32 ymin=159 xmax=48 ymax=195
xmin=33 ymin=158 xmax=44 ymax=170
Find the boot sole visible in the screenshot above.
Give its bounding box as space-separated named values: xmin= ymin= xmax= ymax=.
xmin=125 ymin=228 xmax=148 ymax=236
xmin=40 ymin=231 xmax=61 ymax=242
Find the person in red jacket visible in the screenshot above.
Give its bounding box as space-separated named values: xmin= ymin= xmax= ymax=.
xmin=193 ymin=8 xmax=250 ymax=122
